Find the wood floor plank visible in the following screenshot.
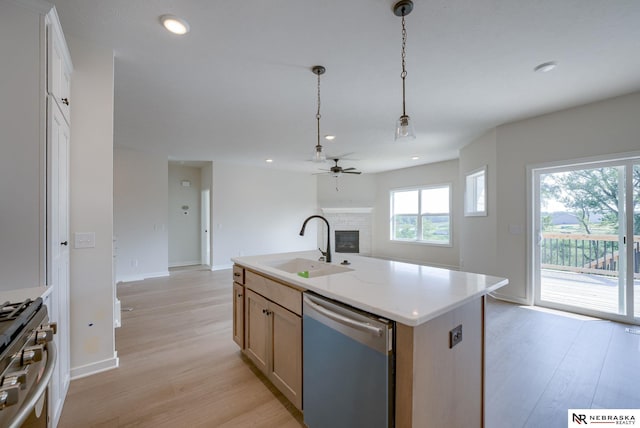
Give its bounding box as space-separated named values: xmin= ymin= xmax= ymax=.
xmin=58 ymin=268 xmax=304 ymax=428
xmin=523 ymin=320 xmax=614 ymax=428
xmin=592 ymin=324 xmax=640 ymax=409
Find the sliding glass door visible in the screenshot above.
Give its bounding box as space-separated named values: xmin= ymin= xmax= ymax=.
xmin=533 ymin=158 xmax=639 ymax=323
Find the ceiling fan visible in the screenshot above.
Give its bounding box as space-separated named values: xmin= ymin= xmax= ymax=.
xmin=317 ymin=159 xmax=362 ymax=177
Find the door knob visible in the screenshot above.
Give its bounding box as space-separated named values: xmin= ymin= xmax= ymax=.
xmin=61 ymin=241 xmax=68 ymax=246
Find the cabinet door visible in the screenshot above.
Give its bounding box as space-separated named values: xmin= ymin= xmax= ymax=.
xmin=244 ymin=290 xmax=269 ymax=373
xmin=48 ymin=98 xmax=71 ymax=423
xmin=270 ymin=302 xmax=302 ymax=410
xmin=232 ymin=283 xmax=244 ymax=348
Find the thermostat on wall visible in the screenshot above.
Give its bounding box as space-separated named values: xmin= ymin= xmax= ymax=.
xmin=181 ymin=180 xmax=191 ymax=187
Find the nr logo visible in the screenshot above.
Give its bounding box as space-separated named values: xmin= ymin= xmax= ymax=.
xmin=573 ymin=413 xmax=588 ymax=424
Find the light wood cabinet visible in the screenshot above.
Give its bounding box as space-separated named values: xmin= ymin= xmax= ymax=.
xmin=232 ymin=265 xmax=245 ymax=348
xmin=245 ymin=290 xmax=270 ymax=372
xmin=234 ymin=266 xmax=302 ymax=410
xmin=269 ymin=300 xmax=302 ymax=408
xmin=232 ymin=283 xmax=245 ymax=348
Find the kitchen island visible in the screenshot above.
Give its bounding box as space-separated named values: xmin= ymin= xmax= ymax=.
xmin=232 ymin=251 xmax=508 ymax=428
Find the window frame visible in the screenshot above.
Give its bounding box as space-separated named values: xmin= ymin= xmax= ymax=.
xmin=389 ymin=183 xmax=452 ymax=246
xmin=464 ymin=166 xmax=487 ymax=217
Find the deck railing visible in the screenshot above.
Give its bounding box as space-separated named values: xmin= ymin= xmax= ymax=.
xmin=541 ymin=233 xmax=640 ymax=278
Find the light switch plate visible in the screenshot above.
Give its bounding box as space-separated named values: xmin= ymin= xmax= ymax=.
xmin=74 ymin=232 xmax=96 ymax=249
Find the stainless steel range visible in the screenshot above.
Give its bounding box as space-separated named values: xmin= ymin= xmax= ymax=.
xmin=0 ymin=298 xmax=56 ymax=428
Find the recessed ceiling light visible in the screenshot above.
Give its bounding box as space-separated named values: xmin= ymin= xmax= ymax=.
xmin=411 ymin=156 xmax=420 ymax=160
xmin=160 ymin=15 xmax=190 ymax=35
xmin=324 ymin=135 xmax=336 ymax=141
xmin=534 ymin=61 xmax=557 ymax=73
xmin=265 ymin=159 xmax=274 ymax=163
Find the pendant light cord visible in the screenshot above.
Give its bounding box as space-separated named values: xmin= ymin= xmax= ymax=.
xmin=401 ymin=12 xmax=408 ymax=116
xmin=316 ymin=72 xmax=322 ymax=148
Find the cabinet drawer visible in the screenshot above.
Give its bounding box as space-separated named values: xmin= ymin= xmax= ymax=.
xmin=245 ymin=270 xmax=302 ymax=316
xmin=233 ymin=265 xmax=245 ymax=284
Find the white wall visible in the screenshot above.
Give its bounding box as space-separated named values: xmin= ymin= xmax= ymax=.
xmin=168 ymin=164 xmax=201 ymax=267
xmin=211 ymin=163 xmax=318 ymax=269
xmin=459 ymin=129 xmax=498 ymax=276
xmin=67 ymin=35 xmax=118 ymax=376
xmin=461 ymin=91 xmax=640 ymax=303
xmin=317 ymin=174 xmax=377 ymax=208
xmin=0 ymin=2 xmax=45 ymax=289
xmin=373 ymin=160 xmax=461 ymax=268
xmin=114 ymin=147 xmax=168 ymax=282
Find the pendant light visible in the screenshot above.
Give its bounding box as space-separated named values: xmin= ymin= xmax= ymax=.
xmin=311 ymin=65 xmax=327 ymax=163
xmin=393 ymin=0 xmax=416 ymax=141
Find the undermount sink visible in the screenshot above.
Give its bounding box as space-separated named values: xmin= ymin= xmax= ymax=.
xmin=267 ymin=258 xmax=353 ymax=278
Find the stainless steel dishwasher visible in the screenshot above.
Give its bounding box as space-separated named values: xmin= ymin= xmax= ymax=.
xmin=302 ymin=292 xmax=395 ymax=428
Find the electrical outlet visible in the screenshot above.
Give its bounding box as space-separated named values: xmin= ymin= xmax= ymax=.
xmin=450 ymin=324 xmax=462 ymax=348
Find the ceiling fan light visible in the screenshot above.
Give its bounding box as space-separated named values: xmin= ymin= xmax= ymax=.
xmin=395 ymin=115 xmax=416 ymax=140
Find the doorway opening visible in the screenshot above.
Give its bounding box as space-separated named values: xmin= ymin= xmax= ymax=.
xmin=168 ymin=161 xmax=213 ymax=269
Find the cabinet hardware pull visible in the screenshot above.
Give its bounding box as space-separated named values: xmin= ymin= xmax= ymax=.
xmin=237 ymin=293 xmax=242 ymax=298
xmin=60 ymin=241 xmax=68 ymax=246
xmin=61 ymin=98 xmax=69 ymax=106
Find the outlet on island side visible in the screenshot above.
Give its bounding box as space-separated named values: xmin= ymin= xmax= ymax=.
xmin=449 ymin=324 xmax=462 ymax=348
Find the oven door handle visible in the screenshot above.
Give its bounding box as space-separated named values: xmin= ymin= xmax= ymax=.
xmin=8 ymin=341 xmax=56 ymax=428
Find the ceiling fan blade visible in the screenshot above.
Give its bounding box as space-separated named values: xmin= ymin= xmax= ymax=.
xmin=342 ymin=167 xmax=357 ymax=171
xmin=344 ymin=171 xmax=362 ymax=174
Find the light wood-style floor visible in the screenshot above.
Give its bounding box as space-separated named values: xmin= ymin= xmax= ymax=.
xmin=59 ymin=267 xmax=640 ymax=428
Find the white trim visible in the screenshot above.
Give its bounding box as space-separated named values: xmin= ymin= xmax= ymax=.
xmin=70 ymin=353 xmax=119 ymax=380
xmin=116 ymin=271 xmax=170 ymax=283
xmin=212 ymin=263 xmax=233 ymax=271
xmin=528 ymin=151 xmax=640 ymax=322
xmin=168 ymin=260 xmax=200 ymax=268
xmin=464 ymin=165 xmax=488 ymax=217
xmin=321 ymin=207 xmax=373 ymax=214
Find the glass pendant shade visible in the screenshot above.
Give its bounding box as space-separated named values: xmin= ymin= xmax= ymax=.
xmin=312 ymin=145 xmax=326 ymax=162
xmin=395 ymin=114 xmax=416 ymax=140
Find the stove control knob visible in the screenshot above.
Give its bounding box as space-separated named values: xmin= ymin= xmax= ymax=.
xmin=47 ymin=322 xmax=58 ymax=335
xmin=36 ymin=327 xmax=54 ymax=344
xmin=21 ymin=345 xmax=43 ymax=365
xmin=1 ymin=369 xmax=28 ymax=389
xmin=0 ymin=385 xmax=19 ymax=409
xmin=2 ymin=367 xmax=29 ymax=389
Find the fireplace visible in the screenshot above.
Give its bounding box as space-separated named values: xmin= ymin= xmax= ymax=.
xmin=335 ymin=230 xmax=359 ymax=253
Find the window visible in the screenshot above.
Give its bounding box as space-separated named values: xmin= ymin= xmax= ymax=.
xmin=390 ymin=184 xmax=451 ymax=245
xmin=465 ymin=166 xmax=487 ymax=216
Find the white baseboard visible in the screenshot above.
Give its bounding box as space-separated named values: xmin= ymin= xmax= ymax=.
xmin=116 ymin=271 xmax=169 ymax=283
xmin=70 ymin=353 xmax=119 ymax=380
xmin=212 ymin=263 xmax=233 ymax=271
xmin=487 ymin=292 xmax=530 ymax=305
xmin=168 ymin=260 xmax=200 ymax=268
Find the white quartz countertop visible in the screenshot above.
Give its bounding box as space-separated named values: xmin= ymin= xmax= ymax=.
xmin=232 ymin=251 xmax=508 ymax=326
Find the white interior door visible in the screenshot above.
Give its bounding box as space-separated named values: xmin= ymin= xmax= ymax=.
xmin=201 ymin=189 xmax=211 ymax=266
xmin=48 ymin=99 xmax=71 ymax=420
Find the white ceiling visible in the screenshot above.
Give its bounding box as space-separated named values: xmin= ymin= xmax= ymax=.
xmin=52 ymin=0 xmax=640 ymax=174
